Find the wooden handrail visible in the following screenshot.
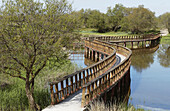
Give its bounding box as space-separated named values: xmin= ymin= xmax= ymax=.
xmin=81 ymin=40 xmax=132 ymax=107
xmin=84 ymin=34 xmax=161 ymax=42
xmin=49 ymin=39 xmax=117 ymax=104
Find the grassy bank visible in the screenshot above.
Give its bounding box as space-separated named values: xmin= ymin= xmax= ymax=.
xmin=79 ymin=28 xmax=131 ymax=36
xmin=0 ymin=60 xmax=81 ymax=110
xmin=161 ymin=34 xmax=170 ymax=44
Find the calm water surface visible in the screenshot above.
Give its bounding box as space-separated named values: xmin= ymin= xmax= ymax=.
xmin=70 ymin=44 xmax=170 ymax=111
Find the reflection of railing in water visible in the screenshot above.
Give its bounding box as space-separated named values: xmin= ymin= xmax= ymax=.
xmin=68 ymin=50 xmax=84 ymax=60
xmin=132 ymin=44 xmax=159 ymax=53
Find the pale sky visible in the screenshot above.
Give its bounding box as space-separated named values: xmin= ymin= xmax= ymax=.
xmin=0 ymin=0 xmax=169 ymax=16
xmin=69 ymin=0 xmax=170 ymax=16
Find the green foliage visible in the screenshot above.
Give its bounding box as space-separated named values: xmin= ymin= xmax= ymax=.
xmin=158 ymin=12 xmax=170 ymax=32
xmin=76 ymin=4 xmax=158 ymax=34
xmin=106 ymin=4 xmax=126 ymax=32
xmin=0 ymin=0 xmax=79 ymax=110
xmin=123 ymin=5 xmax=156 ymax=34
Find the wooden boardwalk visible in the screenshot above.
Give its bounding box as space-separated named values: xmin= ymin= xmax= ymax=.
xmin=43 ymin=34 xmax=160 ymax=111
xmin=43 ymin=54 xmax=126 ymax=111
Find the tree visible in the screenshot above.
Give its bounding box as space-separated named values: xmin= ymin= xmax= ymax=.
xmin=82 ymin=9 xmax=108 ymax=32
xmin=106 ymin=4 xmax=126 ymax=31
xmin=158 ymin=12 xmax=170 ymax=33
xmin=0 ymin=0 xmax=78 ymax=110
xmin=125 ymin=5 xmax=156 ymax=34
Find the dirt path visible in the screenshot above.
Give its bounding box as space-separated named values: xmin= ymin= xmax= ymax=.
xmin=160 ymin=29 xmax=169 ymax=36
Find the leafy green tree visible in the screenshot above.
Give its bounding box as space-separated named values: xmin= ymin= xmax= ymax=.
xmin=106 ymin=4 xmax=126 ymax=31
xmin=81 ymin=9 xmax=108 ymax=32
xmin=125 ymin=5 xmax=156 ymax=34
xmin=0 ymin=0 xmax=78 ymax=110
xmin=158 ymin=12 xmax=170 ymax=32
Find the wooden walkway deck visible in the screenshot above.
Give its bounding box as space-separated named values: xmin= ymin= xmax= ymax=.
xmin=43 ymin=54 xmax=126 ymax=111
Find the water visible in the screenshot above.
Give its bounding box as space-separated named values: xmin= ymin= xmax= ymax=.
xmin=130 ymin=44 xmax=170 ymax=110
xmin=70 ymin=44 xmax=170 ymax=110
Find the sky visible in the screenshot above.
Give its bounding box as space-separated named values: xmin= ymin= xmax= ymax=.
xmin=0 ymin=0 xmax=169 ymax=17
xmin=69 ymin=0 xmax=170 ymax=17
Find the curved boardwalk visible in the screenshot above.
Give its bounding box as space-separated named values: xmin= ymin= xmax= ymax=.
xmin=43 ymin=34 xmax=161 ymax=111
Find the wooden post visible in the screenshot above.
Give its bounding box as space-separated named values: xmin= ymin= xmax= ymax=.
xmin=81 ymin=87 xmax=86 ymax=107
xmin=92 ymin=50 xmax=94 ymax=61
xmin=137 ymin=41 xmax=139 ymax=48
xmin=75 ymin=75 xmax=78 ymax=91
xmin=84 ymin=47 xmax=87 ymax=58
xmin=89 ymin=68 xmax=92 ymax=81
xmin=50 ymin=85 xmax=55 ymax=105
xmin=79 ymin=73 xmax=81 ymax=88
xmin=99 ymin=53 xmax=101 ymax=61
xmin=83 ymin=71 xmax=85 ymax=85
xmin=87 ymin=85 xmax=90 ymax=104
xmin=54 ymin=84 xmax=59 ymax=103
xmin=94 ymin=81 xmax=97 ymax=98
xmin=99 ymin=78 xmax=102 ymax=94
xmin=86 ymin=69 xmax=89 ymax=83
xmin=107 ymin=73 xmax=110 ymax=88
xmin=66 ymin=79 xmax=69 ymax=96
xmin=61 ymin=81 xmax=64 ymax=100
xmin=131 ymin=42 xmax=133 ymax=49
xmin=90 ymin=83 xmax=94 ymax=100
xmin=88 ymin=49 xmax=91 ymax=59
xmin=95 ymin=51 xmax=98 ymax=62
xmin=70 ymin=77 xmax=73 ymax=93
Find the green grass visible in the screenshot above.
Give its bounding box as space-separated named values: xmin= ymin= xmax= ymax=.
xmin=161 ymin=34 xmax=170 ymax=44
xmin=79 ymin=28 xmax=132 ymax=36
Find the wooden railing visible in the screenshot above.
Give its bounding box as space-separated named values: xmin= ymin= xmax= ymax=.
xmin=81 ymin=40 xmax=132 ymax=107
xmin=85 ymin=34 xmax=160 ymax=42
xmin=49 ymin=40 xmax=117 ymax=104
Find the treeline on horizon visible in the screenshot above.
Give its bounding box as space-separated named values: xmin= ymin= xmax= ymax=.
xmin=72 ymin=4 xmax=170 ymax=34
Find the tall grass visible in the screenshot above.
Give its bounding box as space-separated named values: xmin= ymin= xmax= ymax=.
xmin=88 ymin=100 xmax=144 ymax=111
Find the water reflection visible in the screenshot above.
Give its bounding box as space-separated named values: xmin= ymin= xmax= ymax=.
xmin=157 ymin=44 xmax=170 ymax=67
xmin=131 ymin=46 xmax=159 ymax=72
xmin=130 ymin=44 xmax=170 ymax=110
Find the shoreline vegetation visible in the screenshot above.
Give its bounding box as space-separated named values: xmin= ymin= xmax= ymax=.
xmin=88 ymin=101 xmax=145 ymax=111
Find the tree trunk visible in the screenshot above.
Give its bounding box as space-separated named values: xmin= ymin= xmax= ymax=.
xmin=25 ymin=83 xmax=40 ymax=111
